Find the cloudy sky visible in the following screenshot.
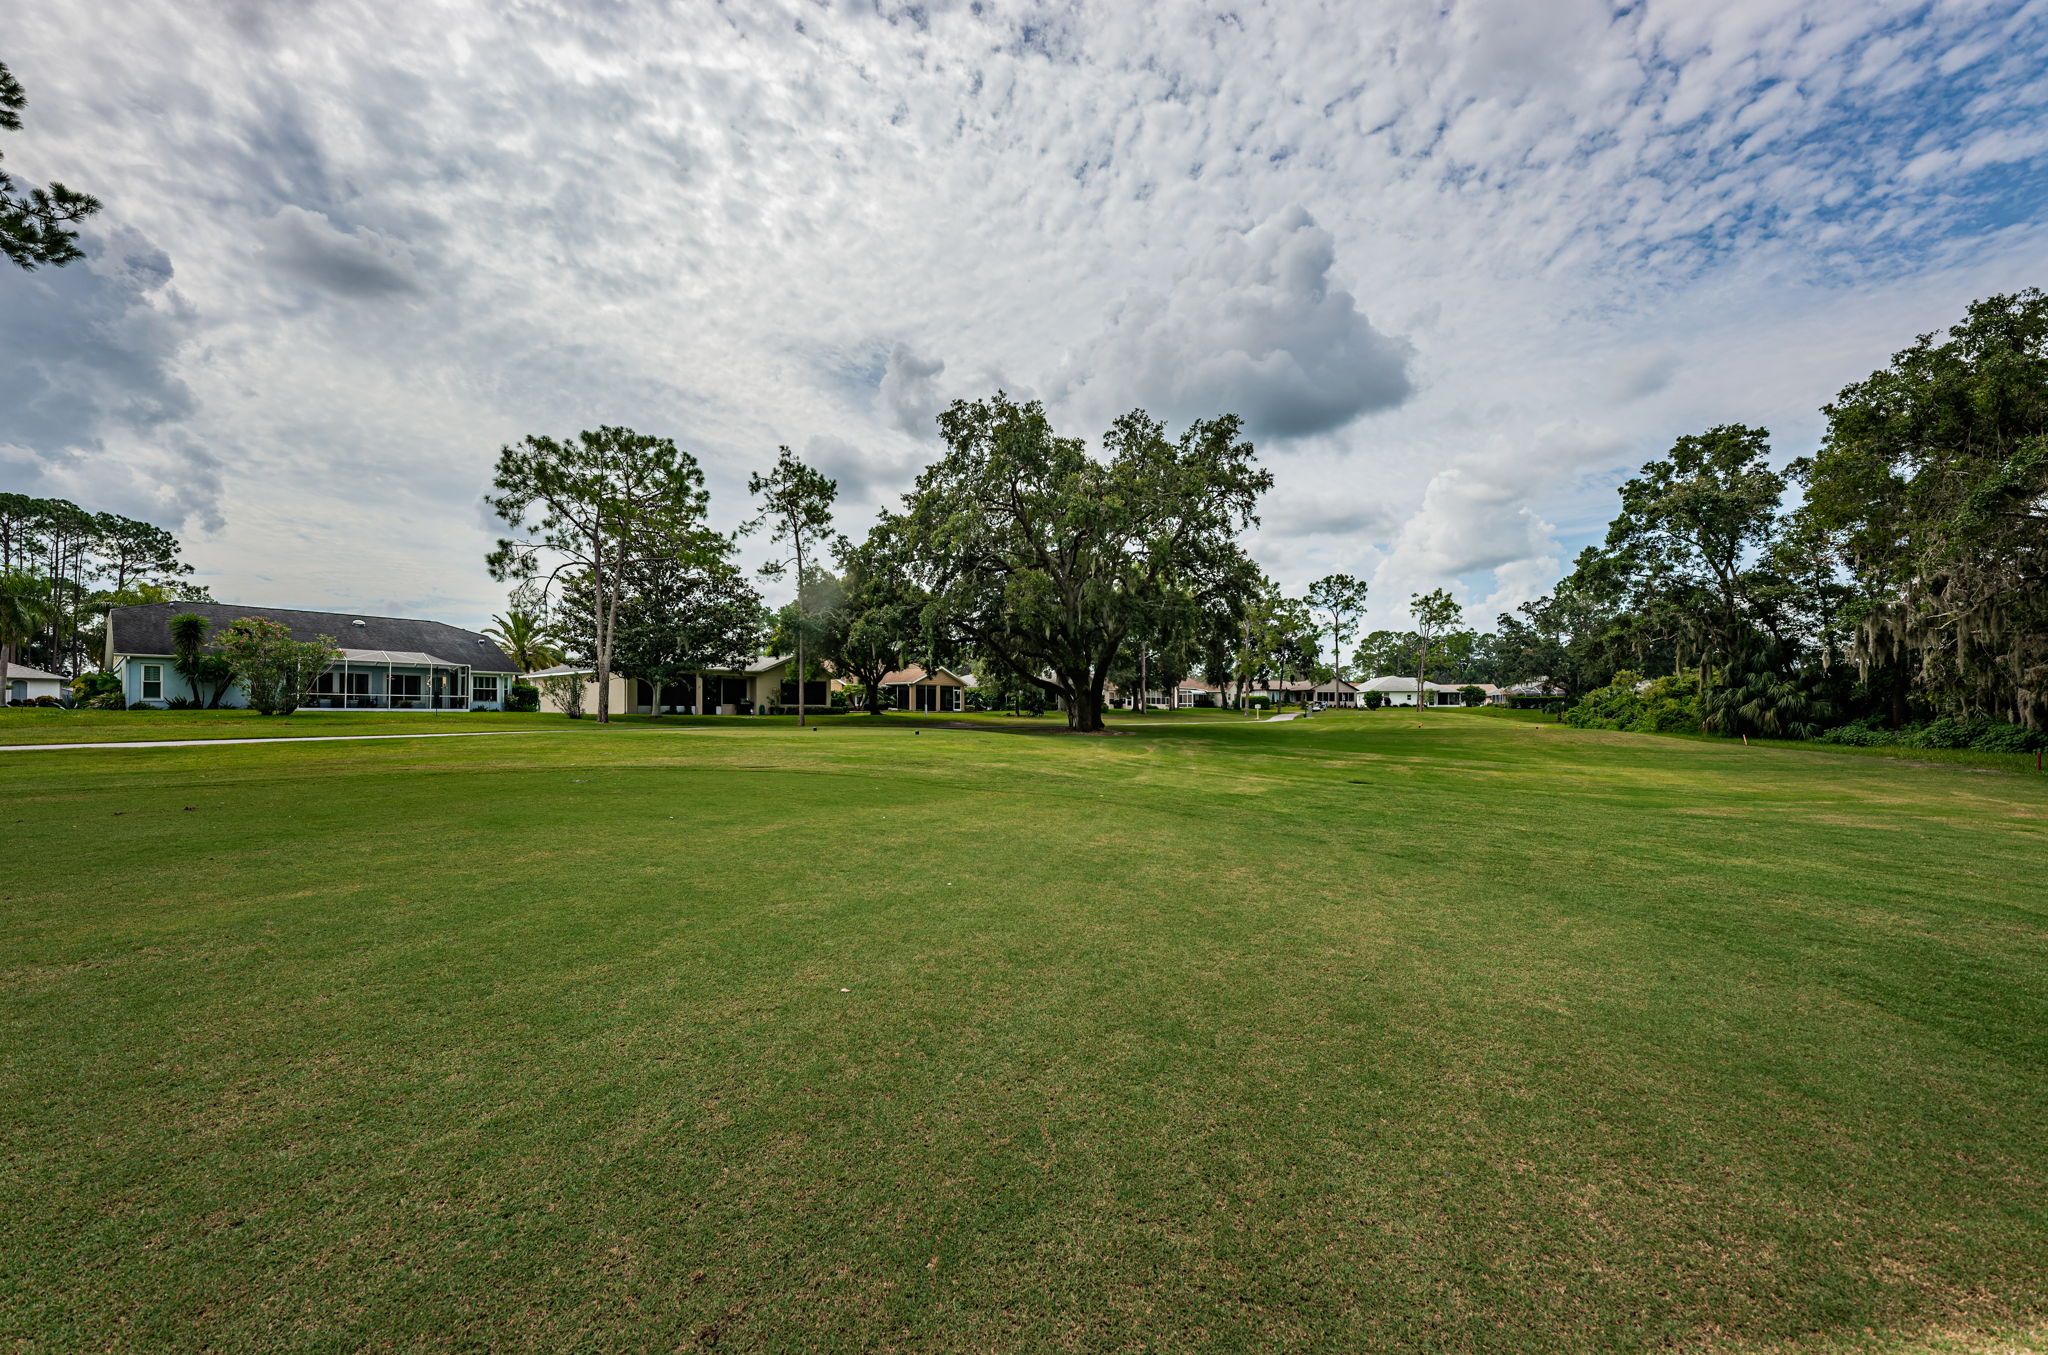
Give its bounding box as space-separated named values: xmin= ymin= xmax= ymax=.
xmin=4 ymin=0 xmax=2046 ymax=633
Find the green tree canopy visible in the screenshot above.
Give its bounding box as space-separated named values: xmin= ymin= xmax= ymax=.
xmin=1306 ymin=574 xmax=1368 ymax=681
xmin=893 ymin=395 xmax=1269 ymax=731
xmin=1 ymin=61 xmax=101 ymax=271
xmin=486 ymin=426 xmax=724 ymax=723
xmin=1408 ymin=588 xmax=1464 ymax=709
xmin=1801 ymin=288 xmax=2048 ymax=727
xmin=748 ymin=446 xmax=842 ymax=725
xmin=209 ymin=617 xmax=339 ymax=716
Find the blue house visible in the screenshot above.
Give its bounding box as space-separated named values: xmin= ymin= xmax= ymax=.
xmin=106 ymin=602 xmax=522 ymax=710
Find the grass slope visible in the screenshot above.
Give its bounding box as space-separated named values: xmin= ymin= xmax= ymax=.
xmin=3 ymin=712 xmax=2044 ymax=1352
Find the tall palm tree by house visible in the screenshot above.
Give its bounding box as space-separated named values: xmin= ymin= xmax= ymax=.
xmin=484 ymin=605 xmax=563 ymax=674
xmin=0 ymin=570 xmax=53 ymax=702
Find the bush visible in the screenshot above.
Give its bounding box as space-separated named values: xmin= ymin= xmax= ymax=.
xmin=1458 ymin=685 xmax=1485 ymax=707
xmin=1363 ymin=691 xmax=1384 ymax=710
xmin=1906 ymin=717 xmax=1978 ymax=750
xmin=70 ymin=671 xmax=124 ymax=709
xmin=505 ymin=682 xmax=540 ymax=713
xmin=1971 ymin=722 xmax=2042 ymax=753
xmin=165 ymin=696 xmax=202 ymax=710
xmin=1567 ymin=671 xmax=1702 ymax=734
xmin=1817 ymin=720 xmax=1897 ymax=747
xmin=1817 ymin=716 xmax=2040 ymax=753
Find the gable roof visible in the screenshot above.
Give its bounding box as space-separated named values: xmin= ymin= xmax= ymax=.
xmin=5 ymin=662 xmax=65 ymax=682
xmin=108 ymin=602 xmax=518 ymax=672
xmin=880 ymin=664 xmax=972 ymax=686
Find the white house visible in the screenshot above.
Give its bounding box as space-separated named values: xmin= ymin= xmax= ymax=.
xmin=106 ymin=602 xmax=521 ymax=710
xmin=528 ymin=655 xmax=834 ymax=715
xmin=1358 ymin=675 xmax=1486 ymax=707
xmin=5 ymin=662 xmax=67 ymax=704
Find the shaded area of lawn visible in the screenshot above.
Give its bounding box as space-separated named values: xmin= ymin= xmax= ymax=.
xmin=3 ymin=714 xmax=2045 ymax=1351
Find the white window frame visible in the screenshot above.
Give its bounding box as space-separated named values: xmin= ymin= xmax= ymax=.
xmin=472 ymin=674 xmax=500 ymax=701
xmin=140 ymin=664 xmax=164 ymax=701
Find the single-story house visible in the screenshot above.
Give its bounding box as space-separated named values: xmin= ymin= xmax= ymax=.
xmin=6 ymin=662 xmax=67 ymax=704
xmin=882 ymin=664 xmax=972 ymax=713
xmin=1357 ymin=675 xmax=1484 ymax=707
xmin=1173 ymin=679 xmax=1222 ymax=708
xmin=1247 ymin=678 xmax=1363 ymax=707
xmin=527 ymin=655 xmax=833 ymax=715
xmin=106 ymin=602 xmax=521 ymax=710
xmin=1501 ymin=678 xmax=1567 ymax=707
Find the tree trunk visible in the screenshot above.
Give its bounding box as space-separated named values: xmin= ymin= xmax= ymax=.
xmin=1414 ymin=640 xmax=1429 ymax=711
xmin=796 ymin=634 xmax=806 ymax=727
xmin=1062 ymin=670 xmax=1106 ymax=732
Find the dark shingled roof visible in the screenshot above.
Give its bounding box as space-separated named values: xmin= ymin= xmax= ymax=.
xmin=108 ymin=602 xmax=518 ymax=672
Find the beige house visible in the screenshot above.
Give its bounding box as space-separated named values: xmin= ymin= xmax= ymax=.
xmin=528 ymin=655 xmax=833 ymax=715
xmin=880 ymin=664 xmax=972 ymax=713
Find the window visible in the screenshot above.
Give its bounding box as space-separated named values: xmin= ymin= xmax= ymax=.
xmin=389 ymin=674 xmax=423 ymax=698
xmin=140 ymin=664 xmax=163 ymax=701
xmin=472 ymin=675 xmax=499 ymax=701
xmin=316 ymin=671 xmax=370 ymax=695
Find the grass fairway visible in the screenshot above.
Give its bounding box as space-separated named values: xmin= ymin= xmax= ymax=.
xmin=3 ymin=711 xmax=2045 ymax=1352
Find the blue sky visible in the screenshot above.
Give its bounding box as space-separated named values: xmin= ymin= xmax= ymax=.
xmin=3 ymin=0 xmax=2045 ymax=632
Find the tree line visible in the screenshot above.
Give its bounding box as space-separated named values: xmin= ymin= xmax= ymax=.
xmin=1498 ymin=289 xmax=2046 ymax=739
xmin=0 ymin=493 xmax=212 ymax=687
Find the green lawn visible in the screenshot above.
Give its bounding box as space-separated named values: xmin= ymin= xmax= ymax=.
xmin=4 ymin=711 xmax=2045 ymax=1352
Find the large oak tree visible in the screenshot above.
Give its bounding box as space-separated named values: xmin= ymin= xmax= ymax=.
xmin=892 ymin=395 xmax=1269 ymax=732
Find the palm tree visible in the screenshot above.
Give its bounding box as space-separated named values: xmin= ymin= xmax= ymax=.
xmin=484 ymin=605 xmax=563 ymax=674
xmin=168 ymin=611 xmax=237 ymax=707
xmin=0 ymin=570 xmax=52 ymax=705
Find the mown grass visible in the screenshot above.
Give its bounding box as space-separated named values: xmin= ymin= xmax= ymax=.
xmin=2 ymin=711 xmax=2044 ymax=1352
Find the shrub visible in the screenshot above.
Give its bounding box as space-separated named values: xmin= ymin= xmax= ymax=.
xmin=71 ymin=671 xmax=124 ymax=709
xmin=1363 ymin=690 xmax=1384 ymax=710
xmin=1565 ymin=670 xmax=1644 ymax=729
xmin=1906 ymin=717 xmax=1977 ymax=750
xmin=1817 ymin=720 xmax=1896 ymax=747
xmin=33 ymin=695 xmax=61 ymax=708
xmin=1970 ymin=722 xmax=2042 ymax=753
xmin=540 ymin=673 xmax=586 ymax=718
xmin=165 ymin=696 xmax=203 ymax=710
xmin=505 ymin=682 xmax=540 ymax=713
xmin=1458 ymin=685 xmax=1485 ymax=707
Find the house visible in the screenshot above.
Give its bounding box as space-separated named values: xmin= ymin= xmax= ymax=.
xmin=1172 ymin=679 xmax=1222 ymax=708
xmin=1501 ymin=678 xmax=1567 ymax=707
xmin=881 ymin=664 xmax=972 ymax=713
xmin=105 ymin=602 xmax=521 ymax=710
xmin=1246 ymin=677 xmax=1362 ymax=707
xmin=5 ymin=662 xmax=67 ymax=705
xmin=526 ymin=655 xmax=833 ymax=715
xmin=1357 ymin=675 xmax=1482 ymax=707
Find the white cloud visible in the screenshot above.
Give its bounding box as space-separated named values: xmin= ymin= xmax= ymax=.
xmin=1 ymin=0 xmax=2043 ymax=628
xmin=876 ymin=343 xmax=948 ymax=439
xmin=1055 ymin=207 xmax=1414 ymax=440
xmin=259 ymin=206 xmax=422 ymax=298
